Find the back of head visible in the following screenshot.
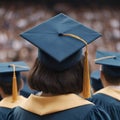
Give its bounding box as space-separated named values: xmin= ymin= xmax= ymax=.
xmin=28 ymin=57 xmax=84 ymax=95
xmin=20 ymin=13 xmax=101 ymax=98
xmin=0 ymin=72 xmax=21 ymax=95
xmin=0 ymin=61 xmax=29 ymax=101
xmin=95 ymin=50 xmax=120 ymax=85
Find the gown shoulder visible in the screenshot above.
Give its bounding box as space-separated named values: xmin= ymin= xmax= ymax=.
xmin=7 ymin=104 xmax=111 ymax=120
xmin=88 ymin=93 xmax=120 ymax=120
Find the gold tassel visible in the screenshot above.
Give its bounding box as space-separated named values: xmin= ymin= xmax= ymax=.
xmin=10 ymin=64 xmax=18 ymax=102
xmin=62 ymin=33 xmax=91 ymax=98
xmin=82 ymin=45 xmax=91 ymax=98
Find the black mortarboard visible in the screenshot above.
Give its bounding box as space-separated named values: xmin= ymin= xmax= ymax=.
xmin=90 ymin=70 xmax=103 ymax=91
xmin=0 ymin=61 xmax=30 ymax=101
xmin=20 ymin=13 xmax=101 ymax=98
xmin=95 ymin=51 xmax=120 ymax=77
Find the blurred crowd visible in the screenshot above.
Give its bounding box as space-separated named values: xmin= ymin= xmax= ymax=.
xmin=0 ymin=1 xmax=120 ymax=71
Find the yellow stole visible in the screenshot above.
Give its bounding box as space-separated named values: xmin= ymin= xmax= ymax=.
xmin=20 ymin=93 xmax=93 ymax=115
xmin=0 ymin=95 xmax=27 ymax=108
xmin=95 ymin=86 xmax=120 ymax=101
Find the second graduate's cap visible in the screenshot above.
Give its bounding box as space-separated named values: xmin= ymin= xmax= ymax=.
xmin=90 ymin=70 xmax=103 ymax=91
xmin=95 ymin=51 xmax=120 ymax=77
xmin=0 ymin=61 xmax=30 ymax=74
xmin=20 ymin=13 xmax=101 ymax=71
xmin=0 ymin=61 xmax=30 ymax=101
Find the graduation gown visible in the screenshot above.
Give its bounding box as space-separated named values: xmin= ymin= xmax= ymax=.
xmin=0 ymin=95 xmax=27 ymax=120
xmin=88 ymin=86 xmax=120 ymax=120
xmin=7 ymin=94 xmax=110 ymax=120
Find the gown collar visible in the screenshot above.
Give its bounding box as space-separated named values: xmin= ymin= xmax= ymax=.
xmin=0 ymin=95 xmax=27 ymax=108
xmin=95 ymin=86 xmax=120 ymax=101
xmin=20 ymin=93 xmax=93 ymax=115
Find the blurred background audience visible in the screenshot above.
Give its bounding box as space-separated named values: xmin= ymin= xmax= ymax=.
xmin=0 ymin=0 xmax=120 ymax=72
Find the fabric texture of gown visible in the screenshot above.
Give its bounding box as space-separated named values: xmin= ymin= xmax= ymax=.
xmin=0 ymin=95 xmax=27 ymax=120
xmin=88 ymin=86 xmax=120 ymax=120
xmin=7 ymin=94 xmax=111 ymax=120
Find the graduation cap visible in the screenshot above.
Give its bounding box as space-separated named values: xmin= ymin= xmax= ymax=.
xmin=90 ymin=70 xmax=103 ymax=92
xmin=20 ymin=13 xmax=101 ymax=98
xmin=95 ymin=51 xmax=120 ymax=77
xmin=0 ymin=61 xmax=30 ymax=102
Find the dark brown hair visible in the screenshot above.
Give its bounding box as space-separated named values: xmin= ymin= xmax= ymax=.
xmin=102 ymin=71 xmax=120 ymax=85
xmin=28 ymin=57 xmax=84 ymax=95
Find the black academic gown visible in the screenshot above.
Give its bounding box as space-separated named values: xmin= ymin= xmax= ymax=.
xmin=7 ymin=94 xmax=111 ymax=120
xmin=0 ymin=95 xmax=27 ymax=120
xmin=88 ymin=86 xmax=120 ymax=120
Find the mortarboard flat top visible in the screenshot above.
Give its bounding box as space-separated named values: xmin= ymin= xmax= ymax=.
xmin=95 ymin=51 xmax=120 ymax=77
xmin=95 ymin=51 xmax=120 ymax=67
xmin=0 ymin=61 xmax=30 ymax=83
xmin=20 ymin=13 xmax=101 ymax=70
xmin=0 ymin=61 xmax=30 ymax=73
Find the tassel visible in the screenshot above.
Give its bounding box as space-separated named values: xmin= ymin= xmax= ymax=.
xmin=62 ymin=33 xmax=91 ymax=98
xmin=82 ymin=45 xmax=91 ymax=98
xmin=10 ymin=64 xmax=18 ymax=102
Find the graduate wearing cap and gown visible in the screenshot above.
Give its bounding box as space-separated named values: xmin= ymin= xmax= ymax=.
xmin=7 ymin=13 xmax=110 ymax=120
xmin=90 ymin=70 xmax=103 ymax=93
xmin=0 ymin=61 xmax=29 ymax=120
xmin=88 ymin=51 xmax=120 ymax=120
